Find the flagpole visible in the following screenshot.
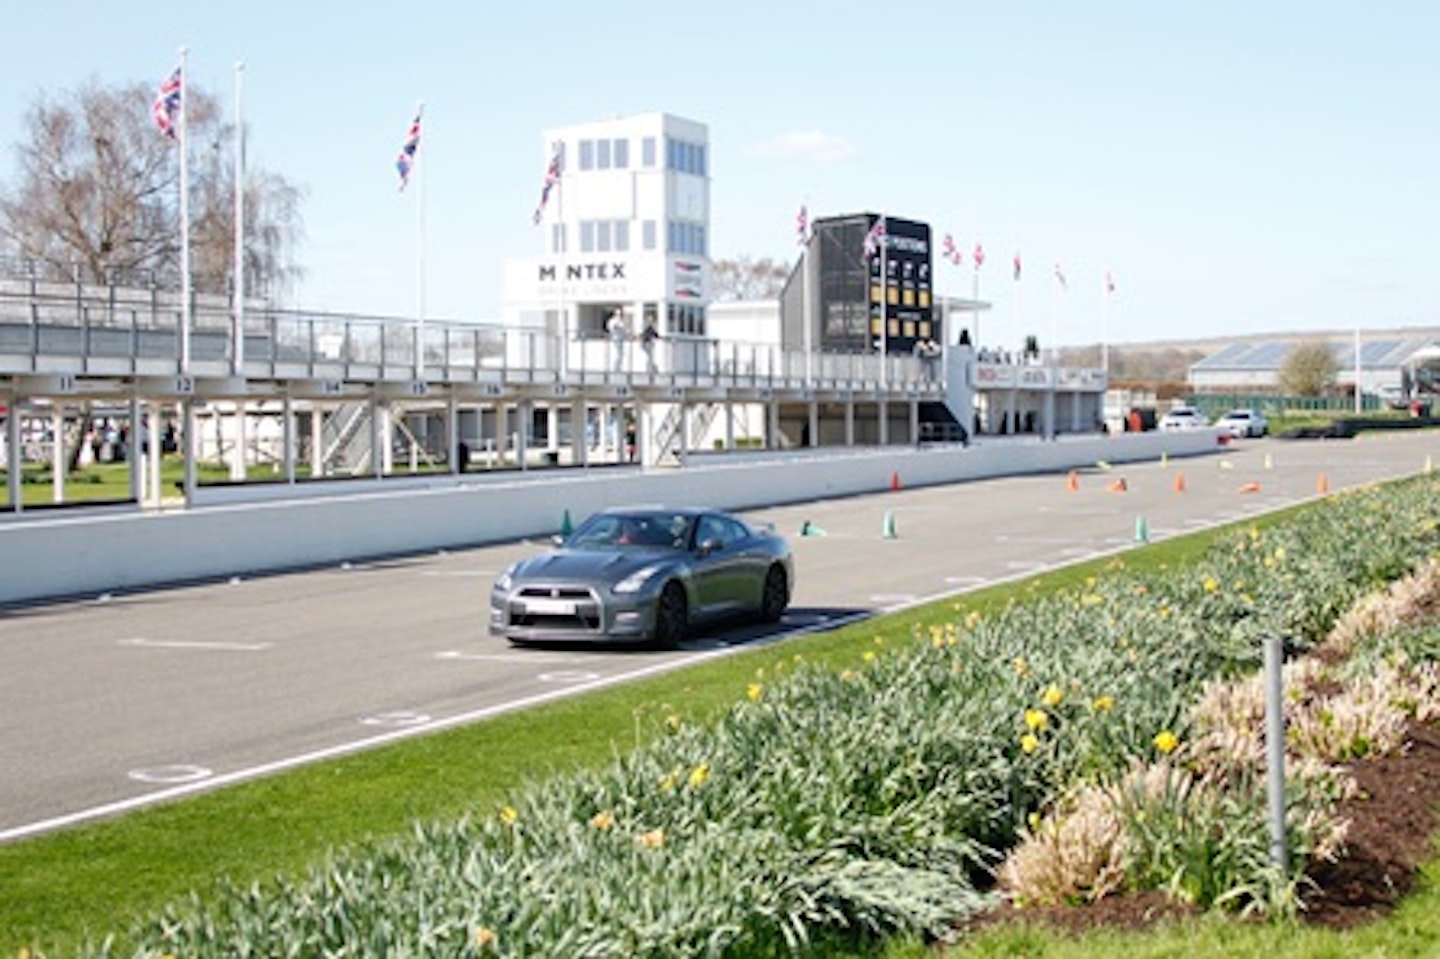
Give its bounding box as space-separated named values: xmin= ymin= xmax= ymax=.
xmin=232 ymin=61 xmax=245 ymax=374
xmin=799 ymin=202 xmax=813 ymax=383
xmin=414 ymin=101 xmax=426 ymax=380
xmin=178 ymin=47 xmax=191 ymax=374
xmin=557 ymin=148 xmax=568 ymax=378
xmin=231 ymin=59 xmax=247 ymax=482
xmin=879 ymin=214 xmax=888 ymax=388
xmin=1354 ymin=323 xmax=1362 ymax=413
xmin=971 ymin=246 xmax=981 ymax=349
xmin=1102 ymin=272 xmax=1112 ymax=377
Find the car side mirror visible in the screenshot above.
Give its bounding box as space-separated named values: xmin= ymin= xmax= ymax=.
xmin=697 ymin=538 xmax=723 ymax=556
xmin=551 ymin=534 xmax=566 ymax=546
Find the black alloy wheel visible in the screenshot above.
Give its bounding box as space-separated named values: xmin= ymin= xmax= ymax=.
xmin=653 ymin=581 xmax=689 ymax=647
xmin=759 ymin=565 xmax=789 ymax=623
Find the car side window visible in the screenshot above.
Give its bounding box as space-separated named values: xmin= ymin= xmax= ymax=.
xmin=696 ymin=516 xmax=727 ymax=550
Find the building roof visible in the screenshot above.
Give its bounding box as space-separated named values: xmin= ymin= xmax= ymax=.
xmin=1191 ymin=336 xmax=1440 ymax=372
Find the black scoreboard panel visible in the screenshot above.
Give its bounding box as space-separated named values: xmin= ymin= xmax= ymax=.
xmin=814 ymin=213 xmax=938 ymax=354
xmin=867 ymin=216 xmax=935 ymax=352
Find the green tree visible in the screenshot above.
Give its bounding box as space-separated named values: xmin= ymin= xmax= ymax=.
xmin=1279 ymin=340 xmax=1339 ymax=396
xmin=0 ymin=77 xmax=305 ymax=298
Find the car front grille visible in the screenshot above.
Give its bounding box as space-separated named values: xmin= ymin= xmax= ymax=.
xmin=509 ymin=585 xmax=603 ymax=632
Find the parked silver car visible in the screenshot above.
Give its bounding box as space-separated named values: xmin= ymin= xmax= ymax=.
xmin=1215 ymin=408 xmax=1268 ymax=438
xmin=1158 ymin=405 xmax=1210 ymax=432
xmin=490 ymin=506 xmax=794 ymax=646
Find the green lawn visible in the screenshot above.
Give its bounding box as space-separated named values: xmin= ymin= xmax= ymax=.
xmin=1 ymin=503 xmax=1436 ymax=956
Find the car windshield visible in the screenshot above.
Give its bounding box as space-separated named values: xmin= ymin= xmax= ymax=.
xmin=567 ymin=512 xmax=694 ymax=550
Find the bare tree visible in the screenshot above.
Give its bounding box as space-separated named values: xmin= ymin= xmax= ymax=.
xmin=0 ymin=77 xmax=304 ymax=298
xmin=710 ymin=256 xmax=790 ymax=301
xmin=1279 ymin=340 xmax=1339 ymax=396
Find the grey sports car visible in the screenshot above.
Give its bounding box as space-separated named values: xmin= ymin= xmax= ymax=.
xmin=489 ymin=506 xmax=794 ymax=646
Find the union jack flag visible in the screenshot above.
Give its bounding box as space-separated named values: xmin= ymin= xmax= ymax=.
xmin=941 ymin=233 xmax=961 ymax=266
xmin=862 ymin=216 xmax=887 ymax=260
xmin=972 ymin=243 xmax=985 ymax=269
xmin=796 ymin=204 xmax=809 ymax=245
xmin=1013 ymin=253 xmax=1022 ymax=281
xmin=532 ymin=141 xmax=563 ymax=224
xmin=395 ymin=109 xmax=422 ymax=191
xmin=152 ymin=65 xmax=182 ymax=140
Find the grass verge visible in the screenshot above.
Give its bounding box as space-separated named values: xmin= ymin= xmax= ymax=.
xmin=0 ymin=501 xmax=1428 ymax=955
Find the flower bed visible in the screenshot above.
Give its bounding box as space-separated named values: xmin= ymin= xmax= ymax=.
xmin=97 ymin=476 xmax=1440 ymax=957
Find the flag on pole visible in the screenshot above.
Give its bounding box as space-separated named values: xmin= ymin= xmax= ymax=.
xmin=1013 ymin=253 xmax=1022 ymax=281
xmin=972 ymin=243 xmax=985 ymax=269
xmin=152 ymin=64 xmax=182 ymax=139
xmin=532 ymin=141 xmax=564 ymax=224
xmin=796 ymin=204 xmax=810 ymax=245
xmin=862 ymin=216 xmax=887 ymax=259
xmin=941 ymin=233 xmax=961 ymax=265
xmin=395 ymin=108 xmax=422 ymax=191
xmin=1054 ymin=262 xmax=1067 ymax=289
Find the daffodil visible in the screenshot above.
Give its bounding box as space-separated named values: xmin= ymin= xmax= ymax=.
xmin=475 ymin=927 xmax=497 ymax=950
xmin=1092 ymin=695 xmax=1115 ymax=712
xmin=1024 ymin=708 xmax=1049 ymax=731
xmin=1203 ymin=576 xmax=1220 ymax=593
xmin=589 ymin=810 xmax=615 ymax=830
xmin=638 ymin=828 xmax=665 ymax=849
xmin=862 ymin=650 xmax=877 ymax=663
xmin=746 ymin=683 xmax=763 ymax=702
xmin=1042 ymin=684 xmax=1064 ymax=707
xmin=688 ymin=762 xmax=711 ymax=788
xmin=1020 ymin=733 xmax=1040 ymax=754
xmin=1154 ymin=730 xmax=1180 ymax=754
xmin=499 ymin=805 xmax=518 ymax=825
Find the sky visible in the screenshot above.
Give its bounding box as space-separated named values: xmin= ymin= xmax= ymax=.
xmin=1 ymin=1 xmax=1437 ymax=348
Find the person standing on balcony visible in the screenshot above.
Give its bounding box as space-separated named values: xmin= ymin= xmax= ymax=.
xmin=640 ymin=319 xmax=661 ymax=373
xmin=607 ymin=308 xmax=630 ymax=372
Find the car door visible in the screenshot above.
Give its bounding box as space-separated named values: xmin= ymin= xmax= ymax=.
xmin=690 ymin=514 xmax=748 ymax=619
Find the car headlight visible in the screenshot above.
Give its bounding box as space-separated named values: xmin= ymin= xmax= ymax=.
xmin=494 ymin=566 xmax=516 ymax=592
xmin=614 ymin=565 xmax=662 ymax=594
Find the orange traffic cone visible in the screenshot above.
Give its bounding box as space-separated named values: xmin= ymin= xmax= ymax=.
xmin=1173 ymin=472 xmax=1186 ymax=493
xmin=1239 ymin=481 xmax=1261 ymax=493
xmin=889 ymin=471 xmax=902 ymax=491
xmin=1317 ymin=472 xmax=1330 ymax=494
xmin=1066 ymin=470 xmax=1080 ymax=492
xmin=1108 ymin=477 xmax=1128 ymax=493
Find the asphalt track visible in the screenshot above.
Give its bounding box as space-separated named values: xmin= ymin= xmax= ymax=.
xmin=2 ymin=431 xmax=1436 ymax=842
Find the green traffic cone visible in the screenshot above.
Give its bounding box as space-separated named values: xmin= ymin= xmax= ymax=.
xmin=560 ymin=509 xmax=573 ymax=536
xmin=1134 ymin=515 xmax=1149 ymax=543
xmin=800 ymin=520 xmax=827 ymax=537
xmin=882 ymin=510 xmax=897 ymax=539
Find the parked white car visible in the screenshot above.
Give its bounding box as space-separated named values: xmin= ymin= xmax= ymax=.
xmin=1158 ymin=406 xmax=1210 ymax=432
xmin=1215 ymin=408 xmax=1268 ymax=438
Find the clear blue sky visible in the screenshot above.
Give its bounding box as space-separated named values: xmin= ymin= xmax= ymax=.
xmin=2 ymin=1 xmax=1437 ymax=348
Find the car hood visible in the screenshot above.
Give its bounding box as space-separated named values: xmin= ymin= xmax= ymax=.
xmin=510 ymin=547 xmax=676 ymax=584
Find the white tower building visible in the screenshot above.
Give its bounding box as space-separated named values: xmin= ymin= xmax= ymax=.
xmin=503 ymin=113 xmax=712 ymax=375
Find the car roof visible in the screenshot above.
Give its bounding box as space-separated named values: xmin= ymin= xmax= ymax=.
xmin=595 ymin=505 xmax=712 ymax=519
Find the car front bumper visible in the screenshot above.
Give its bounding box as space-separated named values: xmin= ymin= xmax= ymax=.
xmin=489 ymin=584 xmax=658 ymax=642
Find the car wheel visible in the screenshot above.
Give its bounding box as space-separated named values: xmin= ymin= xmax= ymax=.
xmin=759 ymin=565 xmax=789 ymax=623
xmin=653 ymin=581 xmax=688 ymax=647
